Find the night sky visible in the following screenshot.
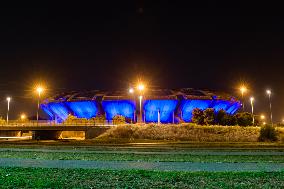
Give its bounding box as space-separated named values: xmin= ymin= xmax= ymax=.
xmin=0 ymin=1 xmax=283 ymax=121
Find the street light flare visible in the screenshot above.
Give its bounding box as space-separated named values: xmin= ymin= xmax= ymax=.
xmin=20 ymin=114 xmax=26 ymax=120
xmin=240 ymin=86 xmax=247 ymax=94
xmin=137 ymin=83 xmax=145 ymax=91
xmin=6 ymin=97 xmax=11 ymax=102
xmin=266 ymin=89 xmax=271 ymax=95
xmin=129 ymin=88 xmax=134 ymax=94
xmin=260 ymin=115 xmax=265 ymax=120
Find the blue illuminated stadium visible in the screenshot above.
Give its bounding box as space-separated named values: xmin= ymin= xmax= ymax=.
xmin=41 ymin=88 xmax=241 ymax=123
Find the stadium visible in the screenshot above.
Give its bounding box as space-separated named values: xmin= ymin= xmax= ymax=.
xmin=40 ymin=88 xmax=241 ymax=124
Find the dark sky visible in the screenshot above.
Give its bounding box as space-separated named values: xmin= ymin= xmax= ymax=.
xmin=0 ymin=1 xmax=284 ymax=121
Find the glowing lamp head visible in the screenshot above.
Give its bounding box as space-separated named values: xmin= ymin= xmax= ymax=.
xmin=250 ymin=97 xmax=254 ymax=102
xmin=129 ymin=88 xmax=134 ymax=94
xmin=240 ymin=86 xmax=247 ymax=94
xmin=6 ymin=97 xmax=11 ymax=102
xmin=137 ymin=83 xmax=145 ymax=91
xmin=20 ymin=114 xmax=26 ymax=120
xmin=260 ymin=115 xmax=265 ymax=120
xmin=139 ymin=95 xmax=143 ymax=100
xmin=36 ymin=86 xmax=44 ymax=96
xmin=266 ymin=90 xmax=271 ymax=95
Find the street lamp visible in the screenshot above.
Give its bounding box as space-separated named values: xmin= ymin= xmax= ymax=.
xmin=240 ymin=86 xmax=247 ymax=111
xmin=6 ymin=97 xmax=11 ymax=124
xmin=136 ymin=83 xmax=145 ymax=123
xmin=36 ymin=86 xmax=44 ymax=125
xmin=20 ymin=113 xmax=26 ymax=121
xmin=260 ymin=115 xmax=265 ymax=120
xmin=250 ymin=97 xmax=254 ymax=125
xmin=129 ymin=88 xmax=134 ymax=94
xmin=266 ymin=89 xmax=273 ymax=126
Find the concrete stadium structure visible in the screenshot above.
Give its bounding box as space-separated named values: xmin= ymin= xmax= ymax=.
xmin=41 ymin=88 xmax=241 ymax=124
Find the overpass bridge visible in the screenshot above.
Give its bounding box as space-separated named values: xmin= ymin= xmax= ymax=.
xmin=0 ymin=122 xmax=114 ymax=140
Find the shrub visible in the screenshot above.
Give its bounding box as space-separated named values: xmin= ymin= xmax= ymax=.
xmin=192 ymin=108 xmax=204 ymax=125
xmin=235 ymin=112 xmax=253 ymax=126
xmin=204 ymin=108 xmax=215 ymax=125
xmin=64 ymin=114 xmax=88 ymax=125
xmin=91 ymin=114 xmax=106 ymax=125
xmin=113 ymin=115 xmax=126 ymax=125
xmin=98 ymin=124 xmax=261 ymax=142
xmin=259 ymin=125 xmax=278 ymax=142
xmin=215 ymin=110 xmax=227 ymax=125
xmin=0 ymin=117 xmax=6 ymax=125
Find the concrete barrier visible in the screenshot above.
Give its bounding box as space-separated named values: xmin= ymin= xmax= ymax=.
xmin=0 ymin=130 xmax=21 ymax=137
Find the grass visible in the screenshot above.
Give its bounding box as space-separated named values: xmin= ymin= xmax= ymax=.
xmin=98 ymin=124 xmax=262 ymax=142
xmin=0 ymin=150 xmax=283 ymax=163
xmin=0 ymin=167 xmax=283 ymax=188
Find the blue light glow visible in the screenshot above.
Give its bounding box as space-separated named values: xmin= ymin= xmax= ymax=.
xmin=102 ymin=100 xmax=135 ymax=121
xmin=226 ymin=102 xmax=242 ymax=114
xmin=66 ymin=101 xmax=98 ymax=119
xmin=144 ymin=100 xmax=178 ymax=123
xmin=211 ymin=100 xmax=231 ymax=112
xmin=47 ymin=102 xmax=69 ymax=122
xmin=40 ymin=104 xmax=54 ymax=118
xmin=180 ymin=100 xmax=212 ymax=122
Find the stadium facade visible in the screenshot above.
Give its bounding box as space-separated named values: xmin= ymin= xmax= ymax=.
xmin=41 ymin=88 xmax=241 ymax=123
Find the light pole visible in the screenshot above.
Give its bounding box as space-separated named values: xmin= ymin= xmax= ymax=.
xmin=240 ymin=86 xmax=247 ymax=112
xmin=137 ymin=83 xmax=145 ymax=123
xmin=36 ymin=87 xmax=44 ymax=125
xmin=250 ymin=97 xmax=254 ymax=125
xmin=129 ymin=88 xmax=135 ymax=122
xmin=266 ymin=90 xmax=273 ymax=126
xmin=6 ymin=97 xmax=11 ymax=124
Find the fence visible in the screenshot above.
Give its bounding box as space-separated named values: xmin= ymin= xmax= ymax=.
xmin=0 ymin=120 xmax=115 ymax=126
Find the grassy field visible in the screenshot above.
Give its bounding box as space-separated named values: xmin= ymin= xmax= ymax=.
xmin=0 ymin=150 xmax=283 ymax=163
xmin=0 ymin=167 xmax=283 ymax=188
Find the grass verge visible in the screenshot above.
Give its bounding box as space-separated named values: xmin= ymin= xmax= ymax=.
xmin=0 ymin=151 xmax=283 ymax=163
xmin=0 ymin=167 xmax=283 ymax=188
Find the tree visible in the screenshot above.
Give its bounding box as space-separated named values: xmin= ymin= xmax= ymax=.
xmin=113 ymin=115 xmax=126 ymax=125
xmin=192 ymin=108 xmax=204 ymax=125
xmin=215 ymin=110 xmax=227 ymax=125
xmin=204 ymin=108 xmax=215 ymax=125
xmin=235 ymin=112 xmax=253 ymax=126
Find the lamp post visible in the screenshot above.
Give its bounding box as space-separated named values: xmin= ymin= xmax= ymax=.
xmin=137 ymin=83 xmax=145 ymax=123
xmin=129 ymin=88 xmax=135 ymax=122
xmin=240 ymin=86 xmax=247 ymax=112
xmin=6 ymin=97 xmax=11 ymax=124
xmin=250 ymin=97 xmax=254 ymax=125
xmin=36 ymin=87 xmax=44 ymax=125
xmin=266 ymin=90 xmax=273 ymax=126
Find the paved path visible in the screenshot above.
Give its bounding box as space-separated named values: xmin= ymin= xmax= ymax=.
xmin=0 ymin=158 xmax=284 ymax=172
xmin=1 ymin=148 xmax=284 ymax=155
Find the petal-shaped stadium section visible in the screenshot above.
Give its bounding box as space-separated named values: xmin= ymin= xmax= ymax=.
xmin=66 ymin=101 xmax=98 ymax=119
xmin=144 ymin=100 xmax=178 ymax=123
xmin=102 ymin=100 xmax=136 ymax=121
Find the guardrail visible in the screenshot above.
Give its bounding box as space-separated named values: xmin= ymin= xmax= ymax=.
xmin=0 ymin=120 xmax=115 ymax=127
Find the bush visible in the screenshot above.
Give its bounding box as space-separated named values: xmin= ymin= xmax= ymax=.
xmin=235 ymin=112 xmax=253 ymax=126
xmin=215 ymin=110 xmax=227 ymax=125
xmin=98 ymin=124 xmax=261 ymax=142
xmin=259 ymin=125 xmax=278 ymax=142
xmin=204 ymin=108 xmax=215 ymax=125
xmin=64 ymin=114 xmax=88 ymax=125
xmin=192 ymin=108 xmax=204 ymax=125
xmin=0 ymin=117 xmax=6 ymax=125
xmin=91 ymin=114 xmax=106 ymax=125
xmin=113 ymin=115 xmax=126 ymax=125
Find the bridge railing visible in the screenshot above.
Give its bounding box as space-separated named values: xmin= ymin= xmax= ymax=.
xmin=0 ymin=120 xmax=115 ymax=126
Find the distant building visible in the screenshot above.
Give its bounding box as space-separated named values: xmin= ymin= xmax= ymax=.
xmin=41 ymin=88 xmax=241 ymax=123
